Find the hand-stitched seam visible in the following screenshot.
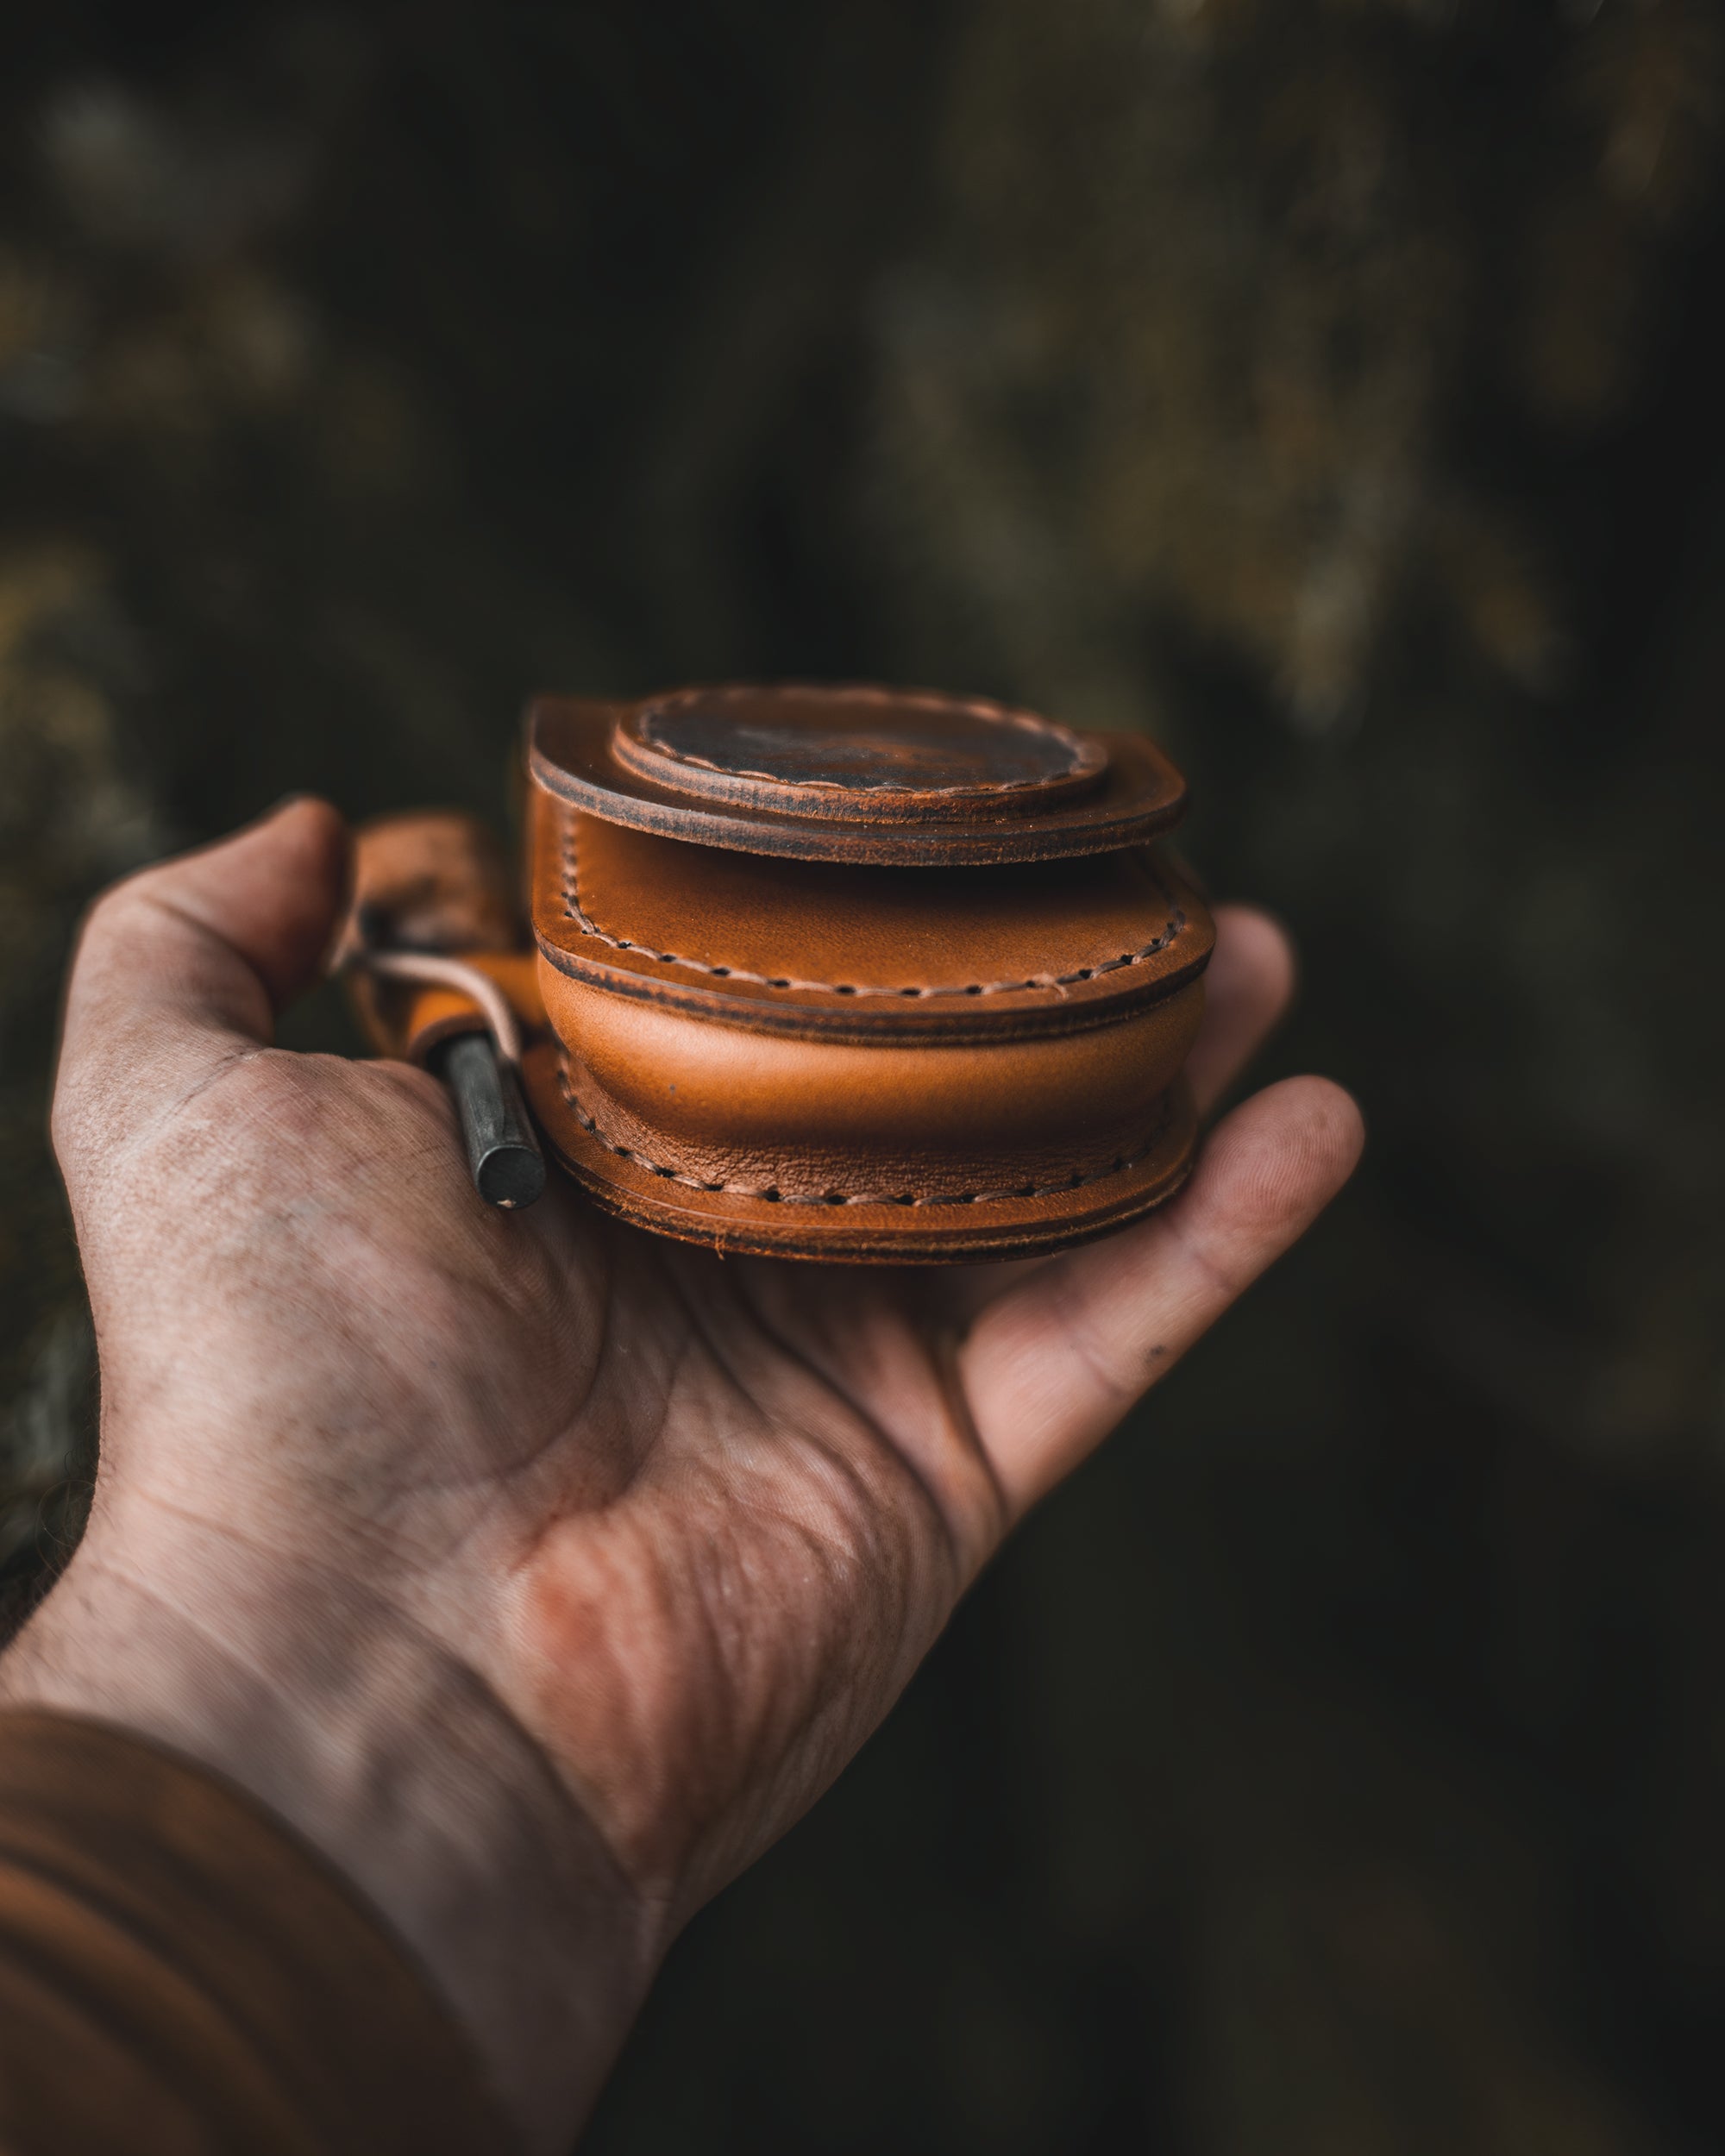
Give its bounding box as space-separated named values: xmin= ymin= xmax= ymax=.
xmin=634 ymin=685 xmax=1104 ymax=799
xmin=559 ymin=822 xmax=1187 ymax=1000
xmin=556 ymin=1058 xmax=1169 ymax=1207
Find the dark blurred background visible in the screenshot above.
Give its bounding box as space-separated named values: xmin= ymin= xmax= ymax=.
xmin=3 ymin=2 xmax=1724 ymax=2148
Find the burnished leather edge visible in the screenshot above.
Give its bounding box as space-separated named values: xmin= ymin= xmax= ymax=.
xmin=527 ymin=696 xmax=1189 ymax=868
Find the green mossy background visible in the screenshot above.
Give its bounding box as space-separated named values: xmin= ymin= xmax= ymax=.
xmin=3 ymin=2 xmax=1725 ymax=2147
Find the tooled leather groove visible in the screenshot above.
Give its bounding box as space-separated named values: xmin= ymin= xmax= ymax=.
xmin=555 ymin=1054 xmax=1173 ymax=1208
xmin=559 ymin=822 xmax=1189 ymax=1000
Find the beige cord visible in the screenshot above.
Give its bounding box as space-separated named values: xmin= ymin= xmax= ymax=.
xmin=347 ymin=950 xmax=524 ymax=1068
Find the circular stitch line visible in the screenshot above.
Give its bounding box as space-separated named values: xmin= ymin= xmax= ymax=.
xmin=632 ymin=685 xmax=1105 ymax=799
xmin=558 ymin=822 xmax=1187 ymax=1000
xmin=555 ymin=1057 xmax=1170 ymax=1207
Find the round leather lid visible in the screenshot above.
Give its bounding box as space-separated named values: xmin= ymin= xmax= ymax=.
xmin=530 ymin=683 xmax=1187 ymax=866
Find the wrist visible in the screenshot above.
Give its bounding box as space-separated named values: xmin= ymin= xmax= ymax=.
xmin=0 ymin=1492 xmax=655 ymax=2154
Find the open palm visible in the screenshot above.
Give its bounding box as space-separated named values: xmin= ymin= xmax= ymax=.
xmin=17 ymin=799 xmax=1360 ymax=2147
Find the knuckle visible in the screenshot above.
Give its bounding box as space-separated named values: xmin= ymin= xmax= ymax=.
xmin=80 ymin=862 xmax=163 ymax=943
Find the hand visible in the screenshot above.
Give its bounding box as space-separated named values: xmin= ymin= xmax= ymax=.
xmin=0 ymin=801 xmax=1362 ymax=2151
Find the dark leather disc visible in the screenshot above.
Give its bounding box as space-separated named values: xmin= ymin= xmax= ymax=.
xmin=530 ymin=684 xmax=1187 ymax=866
xmin=612 ymin=683 xmax=1107 ymax=823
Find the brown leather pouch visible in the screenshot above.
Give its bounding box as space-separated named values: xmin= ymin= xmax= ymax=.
xmin=348 ymin=684 xmax=1214 ymax=1263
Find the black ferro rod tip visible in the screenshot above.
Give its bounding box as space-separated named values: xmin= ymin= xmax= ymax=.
xmin=432 ymin=1031 xmax=548 ymax=1209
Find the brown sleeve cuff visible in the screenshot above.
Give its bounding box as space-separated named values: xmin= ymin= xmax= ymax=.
xmin=0 ymin=1710 xmax=514 ymax=2156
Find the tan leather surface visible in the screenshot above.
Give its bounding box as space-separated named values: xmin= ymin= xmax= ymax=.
xmin=340 ymin=812 xmax=520 ymax=962
xmin=533 ymin=792 xmax=1211 ymax=1041
xmin=395 ymin=957 xmax=543 ymax=1063
xmin=524 ymin=778 xmax=1213 ymax=1257
xmin=529 ymin=1039 xmax=1199 ymax=1263
xmin=342 ymin=813 xmax=530 ymax=1063
xmin=543 ymin=967 xmax=1203 ymax=1201
xmin=341 ymin=698 xmax=1214 ymax=1261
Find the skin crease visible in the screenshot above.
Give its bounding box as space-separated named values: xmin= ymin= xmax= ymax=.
xmin=0 ymin=800 xmax=1362 ymax=2153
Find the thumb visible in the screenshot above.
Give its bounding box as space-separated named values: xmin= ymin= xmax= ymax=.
xmin=53 ymin=798 xmax=350 ymax=1170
